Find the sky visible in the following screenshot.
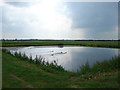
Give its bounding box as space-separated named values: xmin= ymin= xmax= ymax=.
xmin=1 ymin=0 xmax=118 ymax=40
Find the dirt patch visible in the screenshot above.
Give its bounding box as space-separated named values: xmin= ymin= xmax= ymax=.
xmin=9 ymin=73 xmax=36 ymax=88
xmin=69 ymin=85 xmax=81 ymax=88
xmin=69 ymin=76 xmax=77 ymax=81
xmin=91 ymin=72 xmax=118 ymax=80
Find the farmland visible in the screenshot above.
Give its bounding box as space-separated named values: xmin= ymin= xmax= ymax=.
xmin=1 ymin=40 xmax=119 ymax=48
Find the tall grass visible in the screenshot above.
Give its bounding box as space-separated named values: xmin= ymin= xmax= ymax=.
xmin=78 ymin=56 xmax=120 ymax=75
xmin=2 ymin=49 xmax=65 ymax=72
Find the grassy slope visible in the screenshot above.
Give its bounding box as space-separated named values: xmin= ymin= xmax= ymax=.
xmin=2 ymin=40 xmax=119 ymax=48
xmin=2 ymin=52 xmax=119 ymax=88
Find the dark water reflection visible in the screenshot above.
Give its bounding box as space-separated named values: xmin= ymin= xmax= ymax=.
xmin=5 ymin=46 xmax=119 ymax=72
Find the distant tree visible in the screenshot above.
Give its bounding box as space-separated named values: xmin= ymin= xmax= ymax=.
xmin=2 ymin=39 xmax=5 ymax=41
xmin=15 ymin=38 xmax=17 ymax=41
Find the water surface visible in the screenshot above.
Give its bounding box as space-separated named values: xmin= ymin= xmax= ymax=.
xmin=4 ymin=46 xmax=119 ymax=72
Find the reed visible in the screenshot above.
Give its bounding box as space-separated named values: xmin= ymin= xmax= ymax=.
xmin=78 ymin=56 xmax=120 ymax=74
xmin=2 ymin=49 xmax=65 ymax=71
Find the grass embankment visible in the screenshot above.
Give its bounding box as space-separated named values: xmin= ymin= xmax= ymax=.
xmin=2 ymin=40 xmax=119 ymax=48
xmin=2 ymin=49 xmax=120 ymax=88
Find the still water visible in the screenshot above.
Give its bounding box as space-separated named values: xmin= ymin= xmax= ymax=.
xmin=5 ymin=46 xmax=119 ymax=72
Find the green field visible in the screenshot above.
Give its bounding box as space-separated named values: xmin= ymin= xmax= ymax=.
xmin=1 ymin=40 xmax=119 ymax=48
xmin=2 ymin=49 xmax=119 ymax=88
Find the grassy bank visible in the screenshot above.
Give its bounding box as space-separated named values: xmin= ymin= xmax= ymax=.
xmin=2 ymin=49 xmax=119 ymax=88
xmin=1 ymin=40 xmax=119 ymax=48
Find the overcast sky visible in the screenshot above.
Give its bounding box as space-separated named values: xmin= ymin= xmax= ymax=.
xmin=1 ymin=0 xmax=118 ymax=40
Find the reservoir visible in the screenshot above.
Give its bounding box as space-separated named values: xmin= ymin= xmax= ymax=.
xmin=4 ymin=46 xmax=119 ymax=72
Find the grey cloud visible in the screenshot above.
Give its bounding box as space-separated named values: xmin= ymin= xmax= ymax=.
xmin=65 ymin=2 xmax=118 ymax=39
xmin=66 ymin=2 xmax=118 ymax=31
